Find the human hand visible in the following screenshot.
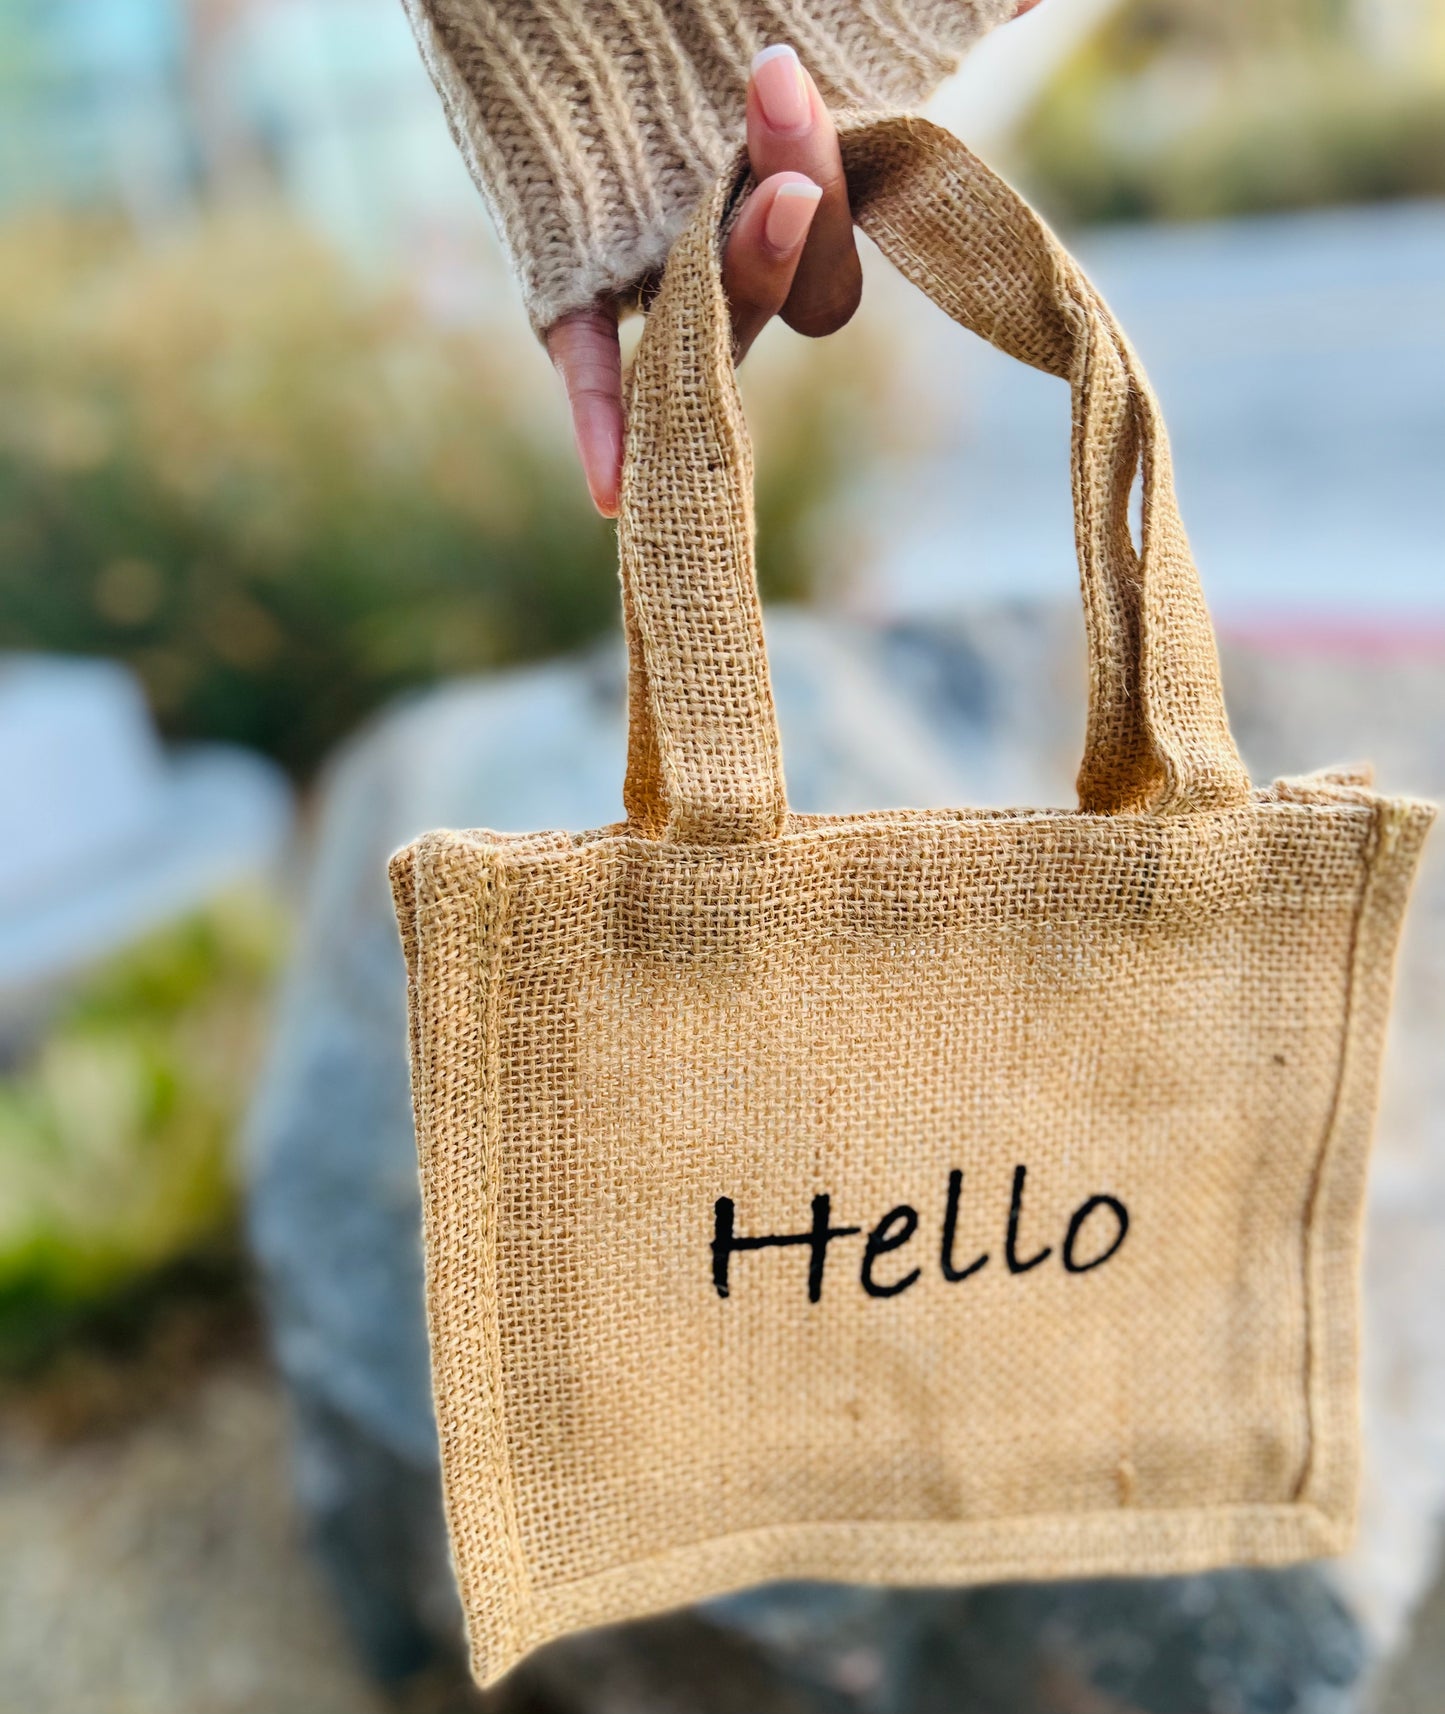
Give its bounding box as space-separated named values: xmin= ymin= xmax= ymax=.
xmin=545 ymin=45 xmax=862 ymax=518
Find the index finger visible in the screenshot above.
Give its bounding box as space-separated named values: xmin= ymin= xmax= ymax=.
xmin=546 ymin=304 xmax=624 ymax=519
xmin=747 ymin=46 xmax=861 ymax=340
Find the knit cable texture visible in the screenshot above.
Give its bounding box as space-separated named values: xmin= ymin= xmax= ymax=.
xmin=400 ymin=0 xmax=1015 ymax=331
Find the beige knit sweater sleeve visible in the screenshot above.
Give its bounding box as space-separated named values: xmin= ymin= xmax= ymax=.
xmin=400 ymin=1 xmax=1015 ymax=332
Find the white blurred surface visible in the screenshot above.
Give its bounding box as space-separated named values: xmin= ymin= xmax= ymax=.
xmin=0 ymin=656 xmax=291 ymax=998
xmin=846 ymin=199 xmax=1445 ymax=622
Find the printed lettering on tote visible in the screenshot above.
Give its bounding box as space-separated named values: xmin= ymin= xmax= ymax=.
xmin=711 ymin=1167 xmax=1129 ymax=1302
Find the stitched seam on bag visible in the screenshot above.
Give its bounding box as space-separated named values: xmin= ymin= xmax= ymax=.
xmin=1290 ymin=804 xmax=1390 ymax=1510
xmin=415 ymin=849 xmax=503 ymax=1672
xmin=435 ymin=853 xmax=537 ymax=1668
xmin=480 ymin=799 xmax=1380 ymax=871
xmin=431 ymin=798 xmax=1382 ymax=867
xmin=1291 ymin=800 xmax=1429 ymax=1514
xmin=483 ymin=808 xmax=1382 ymax=979
xmin=520 ymin=1503 xmax=1338 ymax=1610
xmin=479 ymin=859 xmax=538 ymax=1653
xmin=412 ymin=849 xmax=494 ymax=1667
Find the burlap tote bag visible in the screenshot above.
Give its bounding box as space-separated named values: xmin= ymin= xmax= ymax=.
xmin=391 ymin=117 xmax=1434 ymax=1686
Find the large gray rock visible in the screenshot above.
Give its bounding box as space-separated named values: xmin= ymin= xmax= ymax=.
xmin=491 ymin=1571 xmax=1364 ymax=1714
xmin=245 ymin=604 xmax=1444 ymax=1706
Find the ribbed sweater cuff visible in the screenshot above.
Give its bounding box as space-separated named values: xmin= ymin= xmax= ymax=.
xmin=402 ymin=0 xmax=1015 ymax=333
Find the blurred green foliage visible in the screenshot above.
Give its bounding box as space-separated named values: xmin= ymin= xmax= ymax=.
xmin=1017 ymin=0 xmax=1445 ymax=225
xmin=0 ymin=891 xmax=282 ymax=1374
xmin=0 ymin=212 xmax=884 ymax=1364
xmin=0 ymin=212 xmax=866 ymax=777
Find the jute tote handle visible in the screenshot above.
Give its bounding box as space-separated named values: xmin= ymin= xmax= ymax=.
xmin=619 ymin=115 xmax=1251 ymax=845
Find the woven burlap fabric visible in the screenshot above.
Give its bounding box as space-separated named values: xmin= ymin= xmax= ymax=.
xmin=392 ymin=118 xmax=1434 ymax=1687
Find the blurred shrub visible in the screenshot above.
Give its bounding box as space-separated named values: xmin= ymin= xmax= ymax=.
xmin=0 ymin=891 xmax=282 ymax=1373
xmin=0 ymin=212 xmax=871 ymax=777
xmin=1016 ymin=2 xmax=1445 ymax=225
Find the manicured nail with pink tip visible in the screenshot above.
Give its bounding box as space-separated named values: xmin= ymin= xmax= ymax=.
xmin=751 ymin=44 xmax=810 ymax=133
xmin=764 ymin=180 xmax=822 ymax=254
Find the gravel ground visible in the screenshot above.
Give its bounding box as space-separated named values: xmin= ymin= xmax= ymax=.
xmin=0 ymin=1348 xmax=387 ymax=1714
xmin=1381 ymin=1574 xmax=1445 ymax=1714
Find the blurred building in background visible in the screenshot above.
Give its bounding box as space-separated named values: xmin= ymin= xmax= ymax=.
xmin=0 ymin=0 xmax=492 ymax=280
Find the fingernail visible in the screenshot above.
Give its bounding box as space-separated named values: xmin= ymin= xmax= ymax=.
xmin=764 ymin=180 xmax=822 ymax=253
xmin=571 ymin=398 xmax=621 ymax=517
xmin=751 ymin=44 xmax=810 ymax=133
